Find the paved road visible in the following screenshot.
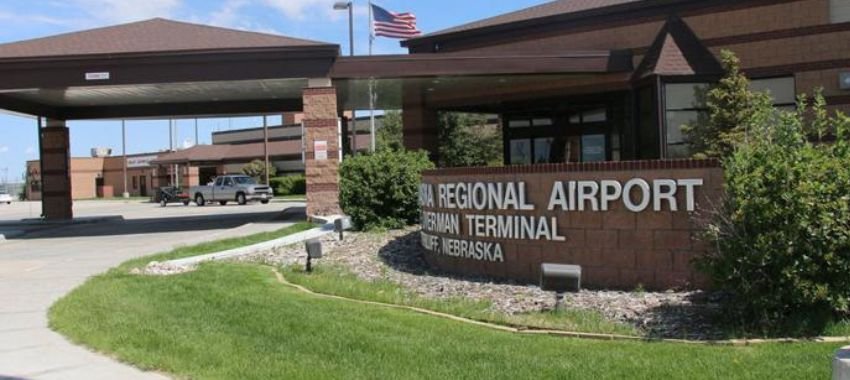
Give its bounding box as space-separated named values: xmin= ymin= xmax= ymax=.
xmin=0 ymin=200 xmax=305 ymax=379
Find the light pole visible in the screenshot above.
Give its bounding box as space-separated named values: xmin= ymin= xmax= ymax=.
xmin=122 ymin=120 xmax=129 ymax=198
xmin=333 ymin=2 xmax=354 ymax=57
xmin=334 ymin=1 xmax=357 ymax=154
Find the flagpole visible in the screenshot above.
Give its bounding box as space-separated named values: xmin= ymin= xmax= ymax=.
xmin=368 ymin=1 xmax=376 ymax=152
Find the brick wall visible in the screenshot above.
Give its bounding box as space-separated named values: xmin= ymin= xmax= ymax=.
xmin=303 ymin=86 xmax=342 ymax=216
xmin=420 ymin=159 xmax=723 ymax=290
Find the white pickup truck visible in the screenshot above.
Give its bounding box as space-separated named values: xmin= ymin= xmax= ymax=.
xmin=190 ymin=175 xmax=274 ymax=206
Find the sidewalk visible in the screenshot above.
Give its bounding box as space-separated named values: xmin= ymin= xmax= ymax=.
xmin=0 ymin=204 xmax=304 ymax=379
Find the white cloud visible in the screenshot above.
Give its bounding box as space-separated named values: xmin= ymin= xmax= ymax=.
xmin=70 ymin=0 xmax=182 ymax=24
xmin=208 ymin=0 xmax=249 ymax=27
xmin=25 ymin=146 xmax=35 ymax=156
xmin=0 ymin=146 xmax=8 ymax=154
xmin=263 ymin=0 xmax=340 ymax=20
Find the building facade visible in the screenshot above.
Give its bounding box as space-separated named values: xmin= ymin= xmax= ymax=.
xmin=400 ymin=0 xmax=850 ymax=165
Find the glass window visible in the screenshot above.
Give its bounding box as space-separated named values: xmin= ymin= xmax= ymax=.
xmin=215 ymin=177 xmax=223 ymax=186
xmin=508 ymin=120 xmax=531 ymax=128
xmin=582 ymin=108 xmax=607 ymax=123
xmin=510 ymin=139 xmax=531 ymax=165
xmin=533 ymin=138 xmax=554 ymax=163
xmin=532 ymin=118 xmax=553 ymax=127
xmin=233 ymin=176 xmax=257 ymax=185
xmin=665 ymin=110 xmax=704 ymax=159
xmin=638 ymin=86 xmax=660 ymax=159
xmin=831 ymin=0 xmax=850 ymax=23
xmin=581 ymin=134 xmax=606 ymax=162
xmin=664 ymin=83 xmax=710 ymax=110
xmin=750 ymin=77 xmax=796 ymax=107
xmin=664 ymin=83 xmax=711 ymax=158
xmin=568 ymin=113 xmax=581 ymax=124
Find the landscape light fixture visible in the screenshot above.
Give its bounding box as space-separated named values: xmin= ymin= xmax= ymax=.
xmin=540 ymin=263 xmax=582 ymax=310
xmin=305 ymin=239 xmax=323 ymax=272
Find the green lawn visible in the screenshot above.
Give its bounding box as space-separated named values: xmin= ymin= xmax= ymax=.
xmin=282 ymin=265 xmax=638 ymax=336
xmin=50 ymin=261 xmax=843 ymax=379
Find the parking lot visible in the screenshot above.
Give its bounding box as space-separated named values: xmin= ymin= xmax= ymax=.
xmin=0 ymin=199 xmax=306 ymax=379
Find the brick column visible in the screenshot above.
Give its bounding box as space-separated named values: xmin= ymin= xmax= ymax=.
xmin=40 ymin=119 xmax=73 ymax=220
xmin=303 ymin=79 xmax=342 ymax=217
xmin=402 ymin=83 xmax=439 ymax=160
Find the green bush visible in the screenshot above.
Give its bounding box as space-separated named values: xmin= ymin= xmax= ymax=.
xmin=340 ymin=149 xmax=434 ymax=230
xmin=697 ymin=91 xmax=850 ymax=331
xmin=270 ymin=175 xmax=306 ymax=196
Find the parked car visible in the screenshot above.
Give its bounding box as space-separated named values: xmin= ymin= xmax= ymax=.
xmin=0 ymin=192 xmax=12 ymax=204
xmin=190 ymin=175 xmax=273 ymax=206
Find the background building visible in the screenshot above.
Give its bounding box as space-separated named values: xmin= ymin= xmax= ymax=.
xmin=25 ymin=114 xmax=382 ymax=200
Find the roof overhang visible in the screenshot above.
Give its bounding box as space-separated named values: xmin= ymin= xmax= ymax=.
xmin=331 ymin=51 xmax=632 ymax=79
xmin=332 ymin=51 xmax=633 ymax=111
xmin=0 ymin=46 xmax=339 ymax=120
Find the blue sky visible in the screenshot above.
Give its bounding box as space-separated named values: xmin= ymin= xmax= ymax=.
xmin=0 ymin=0 xmax=546 ymax=182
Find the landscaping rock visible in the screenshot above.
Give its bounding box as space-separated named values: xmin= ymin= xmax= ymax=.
xmin=246 ymin=226 xmax=727 ymax=340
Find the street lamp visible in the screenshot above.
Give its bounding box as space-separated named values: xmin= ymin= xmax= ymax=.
xmin=333 ymin=1 xmax=354 ymax=56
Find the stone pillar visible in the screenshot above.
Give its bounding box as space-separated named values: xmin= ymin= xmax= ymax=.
xmin=40 ymin=119 xmax=73 ymax=220
xmin=303 ymin=79 xmax=342 ymax=217
xmin=402 ymin=83 xmax=439 ymax=161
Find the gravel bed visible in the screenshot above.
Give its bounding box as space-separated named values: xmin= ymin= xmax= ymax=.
xmin=240 ymin=226 xmax=726 ymax=340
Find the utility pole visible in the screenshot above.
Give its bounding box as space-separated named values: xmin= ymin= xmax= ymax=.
xmin=263 ymin=115 xmax=270 ymax=185
xmin=122 ymin=120 xmax=129 ymax=198
xmin=194 ymin=118 xmax=199 ymax=146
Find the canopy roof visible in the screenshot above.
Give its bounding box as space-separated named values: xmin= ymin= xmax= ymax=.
xmin=0 ymin=18 xmax=334 ymax=60
xmin=0 ymin=18 xmax=339 ymax=120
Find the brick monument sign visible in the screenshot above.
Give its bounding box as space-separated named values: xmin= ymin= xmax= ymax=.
xmin=419 ymin=159 xmax=723 ymax=290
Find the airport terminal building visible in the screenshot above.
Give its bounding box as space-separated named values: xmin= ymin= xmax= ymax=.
xmin=5 ymin=0 xmax=850 ymax=288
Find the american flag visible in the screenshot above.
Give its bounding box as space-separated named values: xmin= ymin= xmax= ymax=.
xmin=371 ymin=4 xmax=421 ymax=39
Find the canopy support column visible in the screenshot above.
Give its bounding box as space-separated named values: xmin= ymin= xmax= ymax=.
xmin=303 ymin=78 xmax=342 ymax=217
xmin=40 ymin=118 xmax=73 ymax=220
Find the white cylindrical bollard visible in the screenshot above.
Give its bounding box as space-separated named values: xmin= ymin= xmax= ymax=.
xmin=835 ymin=346 xmax=850 ymax=380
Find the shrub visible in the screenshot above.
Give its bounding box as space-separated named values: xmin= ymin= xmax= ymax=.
xmin=697 ymin=91 xmax=850 ymax=331
xmin=340 ymin=149 xmax=434 ymax=230
xmin=241 ymin=160 xmax=276 ymax=183
xmin=270 ymin=175 xmax=306 ymax=196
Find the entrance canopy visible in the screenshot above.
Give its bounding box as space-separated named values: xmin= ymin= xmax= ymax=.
xmin=0 ymin=17 xmax=638 ymax=120
xmin=331 ymin=51 xmax=633 ymax=111
xmin=0 ymin=18 xmax=338 ymax=120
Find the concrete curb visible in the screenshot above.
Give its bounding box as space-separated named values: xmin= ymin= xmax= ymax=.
xmin=163 ymin=215 xmax=348 ymax=269
xmin=14 ymin=215 xmax=124 ymax=226
xmin=0 ymin=230 xmax=24 ymax=242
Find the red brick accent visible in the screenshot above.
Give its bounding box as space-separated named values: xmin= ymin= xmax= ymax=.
xmin=420 ymin=161 xmax=723 ymax=290
xmin=40 ymin=123 xmax=73 ymax=220
xmin=303 ymin=85 xmax=341 ymax=216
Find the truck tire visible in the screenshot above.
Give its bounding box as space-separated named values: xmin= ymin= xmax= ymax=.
xmin=219 ymin=201 xmax=228 ymax=206
xmin=195 ymin=194 xmax=206 ymax=207
xmin=261 ymin=200 xmax=270 ymax=205
xmin=160 ymin=199 xmax=167 ymax=208
xmin=236 ymin=193 xmax=247 ymax=205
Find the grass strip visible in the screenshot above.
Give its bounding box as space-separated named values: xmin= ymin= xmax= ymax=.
xmin=50 ymin=262 xmax=844 ymax=379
